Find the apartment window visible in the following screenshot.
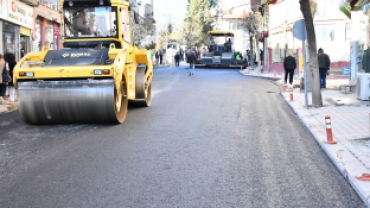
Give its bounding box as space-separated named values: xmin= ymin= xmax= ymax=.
xmin=230 ymin=23 xmax=238 ymax=31
xmin=346 ymin=23 xmax=351 ymax=40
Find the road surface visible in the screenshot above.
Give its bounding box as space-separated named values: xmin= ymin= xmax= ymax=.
xmin=0 ymin=64 xmax=364 ymax=207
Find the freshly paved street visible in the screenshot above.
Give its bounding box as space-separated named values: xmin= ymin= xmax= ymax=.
xmin=0 ymin=64 xmax=365 ymax=207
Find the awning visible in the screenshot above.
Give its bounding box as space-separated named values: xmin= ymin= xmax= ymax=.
xmin=223 ymin=12 xmax=251 ymax=19
xmin=36 ymin=8 xmax=61 ymax=23
xmin=340 ymin=0 xmax=370 ymax=18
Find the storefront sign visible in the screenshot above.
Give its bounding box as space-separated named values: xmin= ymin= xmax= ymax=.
xmin=0 ymin=0 xmax=34 ymax=29
xmin=54 ymin=29 xmax=61 ymax=36
xmin=0 ymin=0 xmax=6 ymax=20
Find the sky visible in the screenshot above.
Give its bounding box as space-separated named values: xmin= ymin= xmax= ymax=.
xmin=151 ymin=0 xmax=188 ymax=30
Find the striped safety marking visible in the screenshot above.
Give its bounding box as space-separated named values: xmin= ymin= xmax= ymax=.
xmin=326 ymin=125 xmax=332 ymax=129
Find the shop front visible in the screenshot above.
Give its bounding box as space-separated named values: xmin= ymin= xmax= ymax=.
xmin=33 ymin=5 xmax=61 ymax=52
xmin=0 ymin=0 xmax=34 ymax=61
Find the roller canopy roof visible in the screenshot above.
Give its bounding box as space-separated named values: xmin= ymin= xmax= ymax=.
xmin=208 ymin=31 xmax=234 ymax=37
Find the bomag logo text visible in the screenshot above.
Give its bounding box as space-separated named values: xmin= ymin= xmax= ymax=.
xmin=70 ymin=52 xmax=91 ymax=58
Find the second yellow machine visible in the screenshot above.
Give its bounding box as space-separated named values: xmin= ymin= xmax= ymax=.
xmin=13 ymin=0 xmax=153 ymax=124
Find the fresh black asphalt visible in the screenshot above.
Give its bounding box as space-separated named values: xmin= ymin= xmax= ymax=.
xmin=0 ymin=64 xmax=365 ymax=207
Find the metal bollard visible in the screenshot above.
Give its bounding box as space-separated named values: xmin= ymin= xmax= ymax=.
xmin=324 ymin=116 xmax=337 ymax=144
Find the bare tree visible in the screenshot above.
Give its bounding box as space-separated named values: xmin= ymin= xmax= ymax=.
xmin=239 ymin=11 xmax=262 ymax=72
xmin=299 ymin=0 xmax=322 ymax=107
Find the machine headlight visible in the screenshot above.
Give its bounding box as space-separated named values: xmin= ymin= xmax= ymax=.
xmin=94 ymin=70 xmax=110 ymax=75
xmin=19 ymin=72 xmax=34 ymax=77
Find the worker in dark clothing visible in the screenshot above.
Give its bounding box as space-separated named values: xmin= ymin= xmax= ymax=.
xmin=318 ymin=48 xmax=331 ymax=88
xmin=283 ymin=52 xmax=297 ymax=85
xmin=174 ymin=52 xmax=180 ymax=67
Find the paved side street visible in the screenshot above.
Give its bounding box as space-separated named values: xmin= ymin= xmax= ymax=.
xmin=0 ymin=65 xmax=365 ymax=207
xmin=241 ymin=68 xmax=370 ymax=207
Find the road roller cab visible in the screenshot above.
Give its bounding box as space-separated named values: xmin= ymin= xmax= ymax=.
xmin=13 ymin=0 xmax=153 ymax=125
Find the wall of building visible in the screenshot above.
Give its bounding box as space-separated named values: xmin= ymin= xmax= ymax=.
xmin=265 ymin=0 xmax=350 ymax=74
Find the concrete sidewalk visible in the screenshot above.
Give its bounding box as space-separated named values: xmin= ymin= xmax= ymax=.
xmin=241 ymin=68 xmax=370 ymax=207
xmin=0 ymin=95 xmax=17 ymax=114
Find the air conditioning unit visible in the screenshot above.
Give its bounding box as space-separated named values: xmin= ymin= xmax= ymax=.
xmin=356 ymin=74 xmax=370 ymax=100
xmin=52 ymin=4 xmax=57 ymax=10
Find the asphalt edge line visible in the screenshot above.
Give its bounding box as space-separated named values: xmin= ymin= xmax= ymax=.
xmin=280 ymin=93 xmax=370 ymax=208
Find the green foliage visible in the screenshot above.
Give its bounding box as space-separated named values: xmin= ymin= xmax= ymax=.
xmin=145 ymin=41 xmax=157 ymax=50
xmin=183 ymin=0 xmax=213 ymax=47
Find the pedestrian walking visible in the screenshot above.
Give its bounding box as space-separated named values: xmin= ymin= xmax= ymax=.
xmin=188 ymin=51 xmax=196 ymax=76
xmin=318 ymin=48 xmax=331 ymax=88
xmin=159 ymin=50 xmax=163 ymax=65
xmin=174 ymin=52 xmax=180 ymax=67
xmin=247 ymin=50 xmax=251 ymax=66
xmin=0 ymin=54 xmax=6 ymax=101
xmin=4 ymin=53 xmax=16 ymax=102
xmin=260 ymin=49 xmax=263 ymax=65
xmin=283 ymin=52 xmax=297 ymax=85
xmin=155 ymin=51 xmax=159 ymax=65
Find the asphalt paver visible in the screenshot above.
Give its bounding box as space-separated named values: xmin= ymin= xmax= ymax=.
xmin=0 ymin=64 xmax=365 ymax=207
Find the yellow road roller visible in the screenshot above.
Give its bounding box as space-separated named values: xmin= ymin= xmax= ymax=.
xmin=13 ymin=0 xmax=153 ymax=124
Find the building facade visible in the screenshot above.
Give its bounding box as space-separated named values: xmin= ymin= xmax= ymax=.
xmin=33 ymin=0 xmax=61 ymax=52
xmin=0 ymin=0 xmax=35 ymax=61
xmin=263 ymin=0 xmax=350 ymax=75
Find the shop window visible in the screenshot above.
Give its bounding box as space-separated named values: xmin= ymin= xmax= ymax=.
xmin=2 ymin=22 xmax=20 ymax=61
xmin=287 ymin=30 xmax=297 ymax=59
xmin=46 ymin=24 xmax=54 ymax=50
xmin=346 ymin=23 xmax=351 ymax=41
xmin=33 ymin=21 xmax=42 ymax=52
xmin=230 ymin=23 xmax=238 ymax=31
xmin=272 ymin=34 xmax=280 ymax=63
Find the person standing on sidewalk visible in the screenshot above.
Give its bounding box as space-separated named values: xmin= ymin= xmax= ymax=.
xmin=155 ymin=51 xmax=159 ymax=65
xmin=159 ymin=50 xmax=163 ymax=65
xmin=188 ymin=51 xmax=196 ymax=76
xmin=0 ymin=54 xmax=6 ymax=101
xmin=4 ymin=53 xmax=16 ymax=102
xmin=174 ymin=52 xmax=180 ymax=67
xmin=283 ymin=52 xmax=297 ymax=85
xmin=318 ymin=48 xmax=331 ymax=88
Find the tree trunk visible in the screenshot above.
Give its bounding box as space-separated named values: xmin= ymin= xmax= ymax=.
xmin=250 ymin=36 xmax=254 ymax=67
xmin=255 ymin=32 xmax=261 ymax=73
xmin=299 ymin=0 xmax=322 ymax=107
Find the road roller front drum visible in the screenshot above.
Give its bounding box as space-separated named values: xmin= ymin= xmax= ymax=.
xmin=17 ymin=79 xmax=128 ymax=124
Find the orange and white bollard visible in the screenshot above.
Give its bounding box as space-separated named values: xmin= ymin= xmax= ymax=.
xmin=240 ymin=66 xmax=243 ymax=72
xmin=289 ymin=87 xmax=294 ymax=101
xmin=324 ymin=116 xmax=337 ymax=144
xmin=247 ymin=69 xmax=250 ymax=75
xmin=357 ymin=174 xmax=370 ymax=181
xmin=274 ymin=70 xmax=276 ymax=77
xmin=283 ymin=84 xmax=286 ymax=92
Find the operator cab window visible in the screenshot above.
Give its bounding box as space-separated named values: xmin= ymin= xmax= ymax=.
xmin=120 ymin=6 xmax=130 ymax=43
